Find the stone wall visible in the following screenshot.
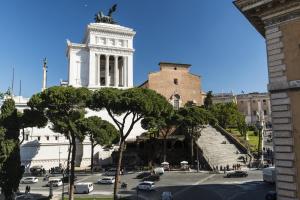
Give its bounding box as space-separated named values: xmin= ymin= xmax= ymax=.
xmin=265 ymin=18 xmax=300 ymax=200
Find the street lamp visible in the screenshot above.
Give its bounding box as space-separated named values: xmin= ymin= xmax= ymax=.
xmin=255 ymin=111 xmax=265 ymax=168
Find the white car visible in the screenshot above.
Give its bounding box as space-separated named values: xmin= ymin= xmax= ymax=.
xmin=46 ymin=179 xmax=63 ymax=187
xmin=20 ymin=177 xmax=38 ymax=184
xmin=74 ymin=182 xmax=94 ymax=194
xmin=137 ymin=181 xmax=155 ymax=191
xmin=97 ymin=177 xmax=115 ymax=184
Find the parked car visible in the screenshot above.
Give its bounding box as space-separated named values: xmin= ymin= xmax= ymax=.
xmin=136 ymin=172 xmax=152 ymax=179
xmin=46 ymin=179 xmax=63 ymax=187
xmin=137 ymin=181 xmax=156 ymax=191
xmin=226 ymin=170 xmax=248 ymax=178
xmin=154 ymin=167 xmax=164 ymax=175
xmin=20 ymin=177 xmax=38 ymax=184
xmin=265 ymin=191 xmax=276 ymax=200
xmin=61 ymin=176 xmax=78 ymax=183
xmin=161 ymin=191 xmax=173 ymax=200
xmin=263 ymin=167 xmax=276 ymax=183
xmin=97 ymin=177 xmax=115 ymax=184
xmin=29 ymin=165 xmax=44 ymax=176
xmin=143 ymin=174 xmax=160 ymax=182
xmin=74 ymin=182 xmax=94 ymax=194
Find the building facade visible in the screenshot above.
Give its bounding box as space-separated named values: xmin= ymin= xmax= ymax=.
xmin=19 ymin=17 xmax=146 ymax=171
xmin=212 ymin=92 xmax=272 ymax=125
xmin=140 ymin=62 xmax=204 ymax=109
xmin=235 ymin=1 xmax=300 ymax=199
xmin=237 ymin=93 xmax=271 ymax=125
xmin=211 ymin=92 xmax=237 ymax=104
xmin=66 ymin=22 xmax=135 ymax=89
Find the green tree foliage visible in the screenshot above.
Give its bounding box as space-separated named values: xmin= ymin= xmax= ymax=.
xmin=0 ymin=127 xmax=15 ymax=172
xmin=88 ymin=87 xmax=170 ymax=200
xmin=77 ymin=116 xmax=118 ymax=173
xmin=237 ymin=113 xmax=248 ymax=139
xmin=0 ymin=99 xmax=23 ymax=200
xmin=178 ymin=105 xmax=214 ymax=163
xmin=28 ymin=86 xmax=91 ymax=200
xmin=204 ymin=91 xmax=213 ymax=109
xmin=210 ymin=102 xmax=241 ymax=129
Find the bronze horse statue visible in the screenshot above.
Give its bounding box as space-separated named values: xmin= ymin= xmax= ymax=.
xmin=95 ymin=4 xmax=117 ymax=24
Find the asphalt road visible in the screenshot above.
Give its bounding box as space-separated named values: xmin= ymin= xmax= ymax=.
xmin=19 ymin=169 xmax=275 ymax=200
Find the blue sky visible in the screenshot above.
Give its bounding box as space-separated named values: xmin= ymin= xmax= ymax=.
xmin=0 ymin=0 xmax=268 ymax=97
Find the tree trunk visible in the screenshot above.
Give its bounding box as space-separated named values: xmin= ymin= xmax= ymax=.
xmin=67 ymin=137 xmax=72 ymax=174
xmin=69 ymin=135 xmax=76 ymax=200
xmin=113 ymin=140 xmax=125 ymax=200
xmin=190 ymin=137 xmax=194 ymax=164
xmin=196 ymin=146 xmax=199 ymax=172
xmin=163 ymin=137 xmax=167 ymax=162
xmin=90 ymin=136 xmax=94 ymax=174
xmin=19 ymin=128 xmax=25 ymax=145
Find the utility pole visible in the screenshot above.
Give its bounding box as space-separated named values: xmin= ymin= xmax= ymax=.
xmin=42 ymin=58 xmax=48 ymax=92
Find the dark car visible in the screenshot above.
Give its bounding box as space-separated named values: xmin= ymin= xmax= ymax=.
xmin=265 ymin=191 xmax=276 ymax=200
xmin=143 ymin=174 xmax=160 ymax=182
xmin=226 ymin=171 xmax=248 ymax=178
xmin=136 ymin=172 xmax=152 ymax=179
xmin=61 ymin=176 xmax=77 ymax=183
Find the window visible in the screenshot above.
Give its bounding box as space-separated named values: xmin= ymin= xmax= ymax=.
xmin=174 ymin=67 xmax=177 ymax=70
xmin=46 ymin=136 xmax=49 ymax=141
xmin=264 ymin=110 xmax=267 ymax=115
xmin=55 ymin=136 xmax=58 ymax=141
xmin=25 ymin=134 xmax=29 ymax=141
xmin=174 ymin=78 xmax=178 ymax=85
xmin=37 ymin=136 xmax=41 ymax=141
xmin=173 ymin=94 xmax=180 ymax=110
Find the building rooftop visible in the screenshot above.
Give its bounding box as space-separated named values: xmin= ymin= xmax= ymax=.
xmin=159 ymin=62 xmax=191 ymax=68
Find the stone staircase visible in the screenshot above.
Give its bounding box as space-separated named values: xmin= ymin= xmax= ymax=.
xmin=196 ymin=125 xmax=247 ymax=169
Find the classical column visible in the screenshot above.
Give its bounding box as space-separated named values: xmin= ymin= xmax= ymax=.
xmin=247 ymin=100 xmax=251 ymax=116
xmin=105 ymin=55 xmax=109 ymax=87
xmin=123 ymin=57 xmax=127 ymax=87
xmin=257 ymin=100 xmax=262 ymax=116
xmin=95 ymin=54 xmax=99 ymax=86
xmin=114 ymin=55 xmax=119 ymax=87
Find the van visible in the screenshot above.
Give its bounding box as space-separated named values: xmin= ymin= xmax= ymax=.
xmin=74 ymin=182 xmax=94 ymax=194
xmin=154 ymin=167 xmax=164 ymax=175
xmin=46 ymin=178 xmax=63 ymax=187
xmin=263 ymin=167 xmax=276 ymax=183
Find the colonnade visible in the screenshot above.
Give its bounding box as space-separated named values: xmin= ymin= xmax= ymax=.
xmin=94 ymin=54 xmax=127 ymax=87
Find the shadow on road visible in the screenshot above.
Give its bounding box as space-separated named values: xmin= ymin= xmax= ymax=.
xmin=121 ymin=181 xmax=275 ymax=200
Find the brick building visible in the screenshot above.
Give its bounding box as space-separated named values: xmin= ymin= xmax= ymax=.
xmin=140 ymin=62 xmax=205 ymax=109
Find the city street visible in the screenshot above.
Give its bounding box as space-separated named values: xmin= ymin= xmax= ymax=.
xmin=19 ymin=169 xmax=275 ymax=200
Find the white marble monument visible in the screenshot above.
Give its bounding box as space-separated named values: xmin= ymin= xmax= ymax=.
xmin=66 ymin=22 xmax=135 ymax=89
xmin=19 ymin=16 xmax=144 ymax=171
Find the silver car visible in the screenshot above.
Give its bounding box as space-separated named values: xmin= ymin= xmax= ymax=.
xmin=20 ymin=177 xmax=38 ymax=184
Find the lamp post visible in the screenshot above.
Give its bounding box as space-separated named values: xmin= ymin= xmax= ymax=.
xmin=255 ymin=111 xmax=265 ymax=168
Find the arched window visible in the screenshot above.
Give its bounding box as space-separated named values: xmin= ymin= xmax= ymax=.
xmin=173 ymin=94 xmax=180 ymax=110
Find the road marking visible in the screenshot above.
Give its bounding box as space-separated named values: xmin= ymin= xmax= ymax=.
xmin=173 ymin=174 xmax=216 ymax=197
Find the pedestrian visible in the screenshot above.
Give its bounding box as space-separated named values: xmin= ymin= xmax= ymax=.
xmin=25 ymin=186 xmax=28 ymax=194
xmin=28 ymin=186 xmax=31 ymax=193
xmin=220 ymin=166 xmax=223 ymax=171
